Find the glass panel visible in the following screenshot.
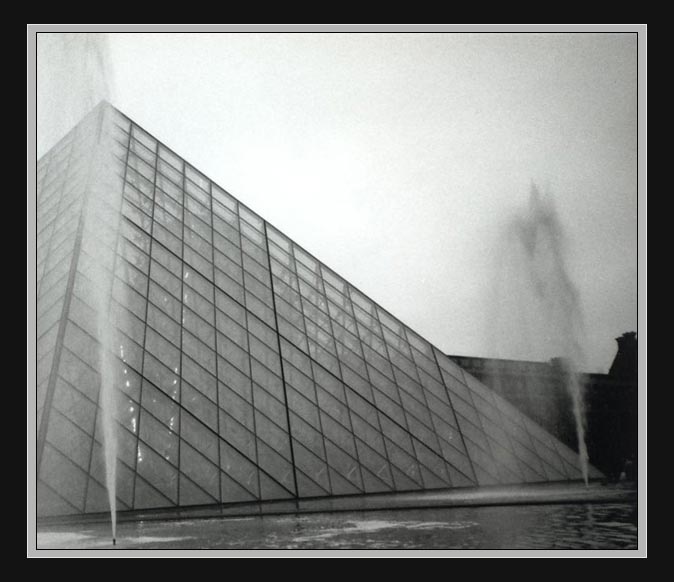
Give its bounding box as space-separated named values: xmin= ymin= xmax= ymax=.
xmin=464 ymin=441 xmax=500 ymax=485
xmin=183 ymin=247 xmax=213 ymax=279
xmin=186 ymin=164 xmax=209 ymax=191
xmin=247 ymin=312 xmax=277 ymax=348
xmin=256 ymin=440 xmax=295 ymax=494
xmin=37 ymin=299 xmax=64 ymax=339
xmin=131 ymin=125 xmax=157 ymax=152
xmin=354 ymin=439 xmax=393 ymax=490
xmin=213 ymin=200 xmax=238 ymax=229
xmin=456 ymin=414 xmax=491 ymax=454
xmin=149 ymin=281 xmax=181 ymax=321
xmin=145 ymin=327 xmax=180 ymax=371
xmin=182 ymin=380 xmax=218 ymax=431
xmin=241 ymin=220 xmax=264 ymax=245
xmin=46 ymin=409 xmax=92 ymax=470
xmin=277 ymin=317 xmax=306 ymax=352
xmin=180 ymin=474 xmax=217 ymax=506
xmin=183 ymin=330 xmax=216 ymax=375
xmin=245 ymin=291 xmax=275 ymax=326
xmin=217 ymin=331 xmax=249 ymax=374
xmin=68 ymin=295 xmax=98 ymax=338
xmin=212 ymin=184 xmax=237 ymax=213
xmin=56 ymin=349 xmax=98 ymax=402
xmin=218 ymin=356 xmax=252 ymax=401
xmin=215 ymin=289 xmax=245 ymax=327
xmin=220 ymin=408 xmax=257 ymax=459
xmin=213 ymin=214 xmax=239 ymax=244
xmin=414 ymin=440 xmax=451 ymax=485
xmin=250 ymin=359 xmax=284 ymax=403
xmin=371 ymin=389 xmax=406 ymax=426
xmin=308 ymin=340 xmax=340 ymax=376
xmin=181 ymin=413 xmax=219 ymax=466
xmin=384 ymin=437 xmax=422 ymax=487
xmin=152 ymin=245 xmax=182 ymax=278
xmin=159 ymin=145 xmax=183 ymax=171
xmin=156 ymin=172 xmax=183 ymax=204
xmin=215 ymin=269 xmax=244 ymax=304
xmin=116 ymin=331 xmax=144 ymax=371
xmin=52 ymin=377 xmax=97 ymax=435
xmin=183 ymin=287 xmax=215 ymax=323
xmin=158 ymin=159 xmax=183 ymax=187
xmin=324 ymin=441 xmax=362 ymax=492
xmin=125 ymin=183 xmax=154 ymax=215
xmin=185 ymin=178 xmax=210 ymax=208
xmin=287 ymin=385 xmax=321 ymax=431
xmin=136 ymin=440 xmax=178 ymax=502
xmin=350 ymin=412 xmax=386 ymax=460
xmin=267 ymin=225 xmax=291 ymax=252
xmin=219 ymin=471 xmax=257 ymax=503
xmin=293 ymin=442 xmax=330 ymax=494
xmin=122 ymin=200 xmax=152 ymax=232
xmin=141 ymin=380 xmax=180 ymax=433
xmin=244 ymin=271 xmax=272 ymax=305
xmin=134 ymin=475 xmax=173 ymax=509
xmin=276 ymin=295 xmax=304 ymax=328
xmin=315 ymin=381 xmax=350 ymax=426
xmin=139 ymin=410 xmax=179 ymax=465
xmin=434 ymin=348 xmax=466 ymax=383
xmin=115 ymin=258 xmax=148 ymax=295
xmin=249 ymin=335 xmax=281 ymax=375
xmin=320 ymin=412 xmax=357 ymax=459
xmin=63 ymin=322 xmax=99 ymax=371
xmin=269 ymin=242 xmax=292 ymax=267
xmin=182 ymin=354 xmax=217 ymax=402
xmin=220 ymin=439 xmax=259 ymax=498
xmin=39 ymin=444 xmax=87 ymax=511
xmin=289 ymin=408 xmax=325 ymax=459
xmin=219 ymin=382 xmax=255 ymax=430
xmin=216 ymin=309 xmax=247 ymax=349
xmin=126 ymin=167 xmax=153 ymax=197
xmin=183 ymin=307 xmax=216 ymax=348
xmin=239 ymin=206 xmax=263 ymax=229
xmin=214 ymin=241 xmax=241 ymax=273
xmin=155 ymin=189 xmax=182 ymax=221
xmin=147 ymin=303 xmax=181 ymax=346
xmin=119 ymin=238 xmax=149 ymax=273
xmin=180 ymin=441 xmax=220 ymax=500
xmin=153 ymin=222 xmax=182 ymax=257
xmin=253 ymin=383 xmax=287 ymax=427
xmin=243 ymin=250 xmax=270 ymax=282
xmin=451 ymin=394 xmax=481 ymax=427
xmin=255 ymin=412 xmax=291 ymax=460
xmin=185 ymin=208 xmax=211 ymax=239
xmin=113 ymin=389 xmax=141 ymax=437
xmin=142 ymin=352 xmax=180 ymax=401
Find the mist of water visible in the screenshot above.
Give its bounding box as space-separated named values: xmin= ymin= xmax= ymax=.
xmin=37 ymin=33 xmax=114 ymax=157
xmin=86 ymin=111 xmax=123 ymax=540
xmin=38 ymin=33 xmax=121 ymax=541
xmin=488 ymin=185 xmax=590 ymax=484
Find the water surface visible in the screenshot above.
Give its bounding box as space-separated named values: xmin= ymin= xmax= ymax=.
xmin=37 ymin=502 xmax=637 ymax=551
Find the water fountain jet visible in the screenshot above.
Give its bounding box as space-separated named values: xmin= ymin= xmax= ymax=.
xmin=488 ymin=184 xmax=590 ymax=484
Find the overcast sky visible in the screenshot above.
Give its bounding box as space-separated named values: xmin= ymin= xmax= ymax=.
xmin=36 ymin=30 xmax=639 ymax=373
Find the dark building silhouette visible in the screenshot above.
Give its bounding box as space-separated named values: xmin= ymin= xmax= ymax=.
xmin=448 ymin=332 xmax=638 ymax=481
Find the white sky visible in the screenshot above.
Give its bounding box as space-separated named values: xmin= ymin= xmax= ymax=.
xmin=36 ymin=30 xmax=639 ymax=373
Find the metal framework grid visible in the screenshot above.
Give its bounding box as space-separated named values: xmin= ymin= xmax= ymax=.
xmin=36 ymin=103 xmax=599 ymax=517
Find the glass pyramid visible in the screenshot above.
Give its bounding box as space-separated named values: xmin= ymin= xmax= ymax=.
xmin=36 ymin=103 xmax=601 ymax=517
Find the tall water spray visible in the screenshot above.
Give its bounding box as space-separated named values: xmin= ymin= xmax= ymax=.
xmin=488 ymin=185 xmax=590 ymax=484
xmin=85 ymin=111 xmax=123 ymax=541
xmin=38 ymin=33 xmax=121 ymax=541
